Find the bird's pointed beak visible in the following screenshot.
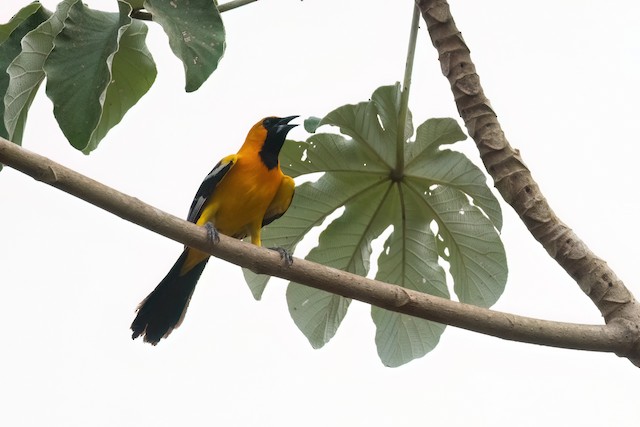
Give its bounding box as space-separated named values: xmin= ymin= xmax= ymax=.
xmin=275 ymin=115 xmax=299 ymax=138
xmin=277 ymin=115 xmax=299 ymax=126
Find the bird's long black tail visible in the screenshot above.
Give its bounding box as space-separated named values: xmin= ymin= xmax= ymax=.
xmin=131 ymin=249 xmax=209 ymax=345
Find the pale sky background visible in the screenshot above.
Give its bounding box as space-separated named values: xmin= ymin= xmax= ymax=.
xmin=2 ymin=0 xmax=640 ymax=426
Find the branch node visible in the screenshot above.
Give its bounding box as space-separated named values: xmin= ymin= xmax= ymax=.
xmin=455 ymin=74 xmax=481 ymax=96
xmin=38 ymin=165 xmax=59 ymax=185
xmin=609 ymin=318 xmax=640 ymax=366
xmin=393 ymin=287 xmax=412 ymax=308
xmin=425 ymin=2 xmax=450 ymax=23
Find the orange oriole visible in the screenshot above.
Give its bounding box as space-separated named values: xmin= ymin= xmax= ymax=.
xmin=131 ymin=116 xmax=298 ymax=345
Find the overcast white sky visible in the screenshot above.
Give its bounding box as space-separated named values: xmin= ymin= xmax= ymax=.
xmin=2 ymin=0 xmax=640 ymax=426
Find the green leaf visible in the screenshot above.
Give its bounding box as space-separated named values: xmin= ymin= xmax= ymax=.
xmin=287 ymin=183 xmax=393 ymax=348
xmin=144 ymin=0 xmax=225 ymax=92
xmin=405 ymin=116 xmax=466 ymax=159
xmin=303 ymin=116 xmax=321 ymax=133
xmin=408 ymin=182 xmax=508 ymax=307
xmin=371 ymin=185 xmax=448 ymax=367
xmin=241 ymin=268 xmax=270 ymax=301
xmin=243 ymin=84 xmax=507 ymax=365
xmin=44 ymin=1 xmax=156 ymax=152
xmin=0 ymin=2 xmax=46 ymax=44
xmin=321 ymin=84 xmax=400 ymax=169
xmin=280 ymin=134 xmax=388 ymax=178
xmin=83 ymin=7 xmax=156 ymax=153
xmin=0 ymin=1 xmax=50 ymax=141
xmin=405 ymin=119 xmax=503 ymax=230
xmin=286 ymin=285 xmax=350 ymax=349
xmin=301 ymin=183 xmax=394 ymax=276
xmin=4 ymin=0 xmax=77 ymax=146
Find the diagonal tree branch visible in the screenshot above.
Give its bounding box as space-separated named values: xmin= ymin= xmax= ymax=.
xmin=1 ymin=136 xmax=639 ymax=364
xmin=415 ymin=0 xmax=640 ymax=350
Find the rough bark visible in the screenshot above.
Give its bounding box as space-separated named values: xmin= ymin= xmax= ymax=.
xmin=415 ymin=0 xmax=640 ymax=363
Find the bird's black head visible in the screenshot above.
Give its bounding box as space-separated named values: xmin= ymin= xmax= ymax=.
xmin=260 ymin=115 xmax=298 ymax=169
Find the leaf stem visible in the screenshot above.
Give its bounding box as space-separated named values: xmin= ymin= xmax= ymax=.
xmin=131 ymin=0 xmax=258 ymax=21
xmin=218 ymin=0 xmax=259 ymax=13
xmin=394 ymin=3 xmax=420 ymax=180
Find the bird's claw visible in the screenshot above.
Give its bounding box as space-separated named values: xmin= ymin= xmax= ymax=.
xmin=205 ymin=222 xmax=220 ymax=245
xmin=269 ymin=246 xmax=293 ymax=267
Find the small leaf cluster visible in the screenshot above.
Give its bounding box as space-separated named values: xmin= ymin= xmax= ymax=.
xmin=0 ymin=0 xmax=225 ymax=152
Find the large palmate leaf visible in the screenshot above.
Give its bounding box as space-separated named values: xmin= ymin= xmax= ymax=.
xmin=245 ymin=84 xmax=508 ymax=366
xmin=44 ymin=1 xmax=156 ymax=152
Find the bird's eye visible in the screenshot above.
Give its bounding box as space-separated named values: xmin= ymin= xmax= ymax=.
xmin=262 ymin=117 xmax=275 ymax=128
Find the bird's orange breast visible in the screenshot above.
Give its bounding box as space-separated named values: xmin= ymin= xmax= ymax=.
xmin=196 ymin=153 xmax=283 ymax=239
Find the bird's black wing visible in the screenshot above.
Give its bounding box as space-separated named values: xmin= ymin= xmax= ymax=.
xmin=186 ymin=155 xmax=236 ymax=224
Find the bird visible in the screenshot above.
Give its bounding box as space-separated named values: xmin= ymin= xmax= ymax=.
xmin=131 ymin=116 xmax=298 ymax=345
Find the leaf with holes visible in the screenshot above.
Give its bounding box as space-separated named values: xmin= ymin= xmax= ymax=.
xmin=144 ymin=0 xmax=225 ymax=92
xmin=244 ymin=84 xmax=507 ymax=365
